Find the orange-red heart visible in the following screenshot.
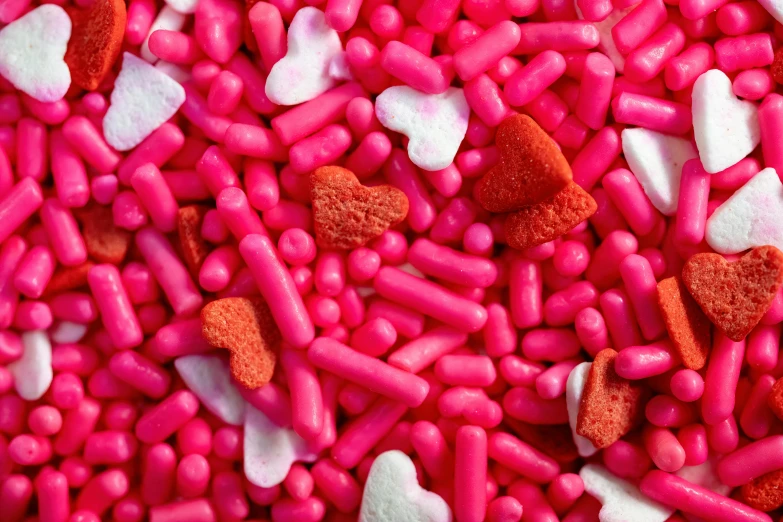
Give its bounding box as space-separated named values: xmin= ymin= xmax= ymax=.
xmin=201 ymin=297 xmax=281 ymax=389
xmin=311 ymin=166 xmax=409 ymax=250
xmin=65 ymin=0 xmax=127 ymax=91
xmin=477 ymin=114 xmax=572 ymax=213
xmin=504 ymin=182 xmax=597 ymax=250
xmin=178 ymin=205 xmax=210 ymax=277
xmin=682 ymin=246 xmax=783 ymax=341
xmin=576 ymin=349 xmax=646 ymax=449
xmin=742 ymin=468 xmax=783 ymax=512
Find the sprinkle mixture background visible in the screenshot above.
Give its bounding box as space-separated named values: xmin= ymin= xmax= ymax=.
xmin=3 ymin=0 xmax=783 ymax=520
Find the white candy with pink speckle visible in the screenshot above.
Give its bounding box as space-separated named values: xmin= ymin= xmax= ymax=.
xmin=49 ymin=321 xmax=88 ymax=344
xmin=693 ymin=69 xmax=760 ymax=174
xmin=566 ymin=362 xmax=599 ymax=458
xmin=575 ymin=2 xmax=632 ymax=74
xmin=244 ymin=405 xmax=318 ymax=488
xmin=329 ymin=52 xmax=354 ymax=81
xmin=705 ymin=168 xmax=783 ymax=254
xmin=0 ymin=5 xmax=71 ymax=103
xmin=265 ymin=7 xmax=344 ymax=106
xmin=103 ymin=53 xmax=186 ymax=151
xmin=622 ymin=127 xmax=699 ymax=216
xmin=581 ymin=464 xmax=674 ymax=522
xmin=8 ymin=331 xmax=53 ymax=401
xmin=165 ymin=0 xmax=200 ymax=14
xmin=676 ymin=458 xmax=731 ymax=496
xmin=140 ymin=5 xmax=187 ymax=63
xmin=375 ymin=86 xmax=470 ymax=171
xmin=359 ymin=450 xmax=452 ymax=522
xmin=175 ymin=353 xmax=246 ymax=426
xmin=758 ymin=0 xmax=783 ymax=24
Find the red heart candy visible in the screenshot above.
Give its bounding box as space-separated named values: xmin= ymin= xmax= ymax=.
xmin=65 ymin=0 xmax=127 ymax=91
xmin=657 ymin=276 xmax=711 ymax=370
xmin=201 ymin=297 xmax=280 ymax=389
xmin=682 ymin=246 xmax=783 ymax=341
xmin=477 ymin=114 xmax=572 ymax=213
xmin=311 ymin=166 xmax=409 ymax=250
xmin=504 ymin=182 xmax=597 ymax=250
xmin=577 ymin=349 xmax=646 ymax=449
xmin=742 ymin=468 xmax=783 ymax=512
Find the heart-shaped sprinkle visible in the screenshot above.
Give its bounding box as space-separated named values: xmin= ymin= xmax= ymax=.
xmin=768 ymin=377 xmax=783 ymax=421
xmin=676 ymin=458 xmax=731 ymax=496
xmin=177 ymin=205 xmax=210 ymax=276
xmin=504 ymin=419 xmax=580 ymax=464
xmin=359 ymin=450 xmax=452 ymax=522
xmin=705 ymin=168 xmax=783 ymax=254
xmin=682 ymin=245 xmax=783 ymax=341
xmin=576 ymin=3 xmax=632 ymax=74
xmin=758 ymin=0 xmax=783 ymax=25
xmin=103 ymin=52 xmax=186 ymax=151
xmin=0 ymin=5 xmax=72 ymax=102
xmin=265 ymin=7 xmax=343 ymax=106
xmin=773 ymin=47 xmax=783 ymax=84
xmin=504 ymin=182 xmax=597 ymax=250
xmin=8 ymin=331 xmax=53 ymax=401
xmin=576 ymin=348 xmax=646 ymax=449
xmin=44 ymin=262 xmax=95 ymax=296
xmin=49 ymin=321 xmax=89 ymax=345
xmin=622 ymin=127 xmax=698 ymax=216
xmin=657 ymin=276 xmax=711 ymax=370
xmin=580 ymin=464 xmax=674 ymax=522
xmin=140 ymin=6 xmax=187 ymax=63
xmin=330 ymin=52 xmax=354 ymax=81
xmin=201 ymin=297 xmax=281 ymax=389
xmin=566 ymin=362 xmax=599 ymax=458
xmin=693 ymin=69 xmax=761 ymax=174
xmin=311 ymin=166 xmax=409 ymax=250
xmin=64 ymin=0 xmax=127 ymax=91
xmin=375 ymin=85 xmax=470 ymax=171
xmin=166 ymin=0 xmax=201 ymax=14
xmin=78 ymin=205 xmax=131 ymax=265
xmin=477 ymin=114 xmax=572 ymax=213
xmin=742 ymin=468 xmax=783 ymax=511
xmin=175 ymin=353 xmax=246 ymax=426
xmin=244 ymin=405 xmax=317 ymax=488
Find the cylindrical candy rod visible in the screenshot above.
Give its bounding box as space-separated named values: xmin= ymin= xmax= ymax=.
xmin=374 ymin=266 xmax=488 ymax=332
xmin=309 ymin=337 xmax=430 ymax=407
xmin=640 ymin=470 xmax=772 ymax=522
xmin=239 ymin=234 xmax=314 ymax=348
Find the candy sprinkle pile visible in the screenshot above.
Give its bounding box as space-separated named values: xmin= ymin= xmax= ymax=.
xmin=6 ymin=0 xmax=783 ymax=520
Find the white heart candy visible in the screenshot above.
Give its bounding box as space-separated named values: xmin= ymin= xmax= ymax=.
xmin=265 ymin=7 xmax=343 ymax=106
xmin=166 ymin=0 xmax=200 ymax=14
xmin=575 ymin=4 xmax=632 ymax=74
xmin=175 ymin=353 xmax=246 ymax=426
xmin=566 ymin=362 xmax=599 ymax=458
xmin=244 ymin=405 xmax=317 ymax=488
xmin=140 ymin=6 xmax=187 ymax=63
xmin=0 ymin=5 xmax=71 ymax=102
xmin=360 ymin=450 xmax=452 ymax=522
xmin=155 ymin=61 xmax=192 ymax=85
xmin=693 ymin=69 xmax=760 ymax=174
xmin=49 ymin=321 xmax=88 ymax=344
xmin=580 ymin=464 xmax=674 ymax=522
xmin=622 ymin=127 xmax=698 ymax=216
xmin=8 ymin=331 xmax=53 ymax=401
xmin=676 ymin=458 xmax=731 ymax=497
xmin=103 ymin=53 xmax=186 ymax=151
xmin=376 ymin=86 xmax=470 ymax=171
xmin=705 ymin=168 xmax=783 ymax=254
xmin=329 ymin=52 xmax=354 ymax=81
xmin=758 ymin=0 xmax=783 ymax=24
